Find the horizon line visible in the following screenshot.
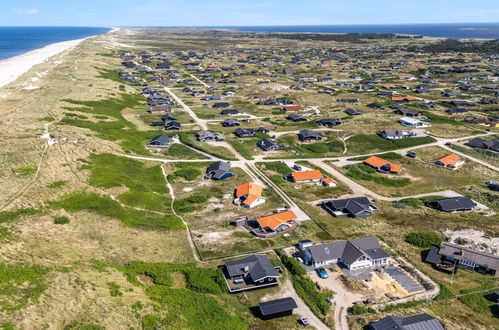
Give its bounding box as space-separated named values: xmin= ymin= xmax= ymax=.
xmin=1 ymin=22 xmax=499 ymax=28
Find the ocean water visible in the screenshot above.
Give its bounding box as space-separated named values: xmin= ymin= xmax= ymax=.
xmin=0 ymin=26 xmax=110 ymax=61
xmin=203 ymin=23 xmax=499 ymax=39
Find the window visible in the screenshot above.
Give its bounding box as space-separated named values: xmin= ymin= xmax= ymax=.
xmin=324 ymin=247 xmax=330 ymax=255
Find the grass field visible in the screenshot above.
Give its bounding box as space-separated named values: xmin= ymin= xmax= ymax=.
xmin=334 ymin=146 xmax=498 ymax=197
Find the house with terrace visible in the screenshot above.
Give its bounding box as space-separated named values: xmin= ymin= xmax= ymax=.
xmin=257 ymin=139 xmax=284 ymax=152
xmin=250 ymin=210 xmax=298 ymax=238
xmin=234 ymin=182 xmax=266 ymax=208
xmin=303 ymin=236 xmax=390 ymax=270
xmin=363 ymin=155 xmax=401 ymax=174
xmin=368 ymin=313 xmax=444 ymax=330
xmin=322 ymin=197 xmax=379 ymax=218
xmin=399 ymin=117 xmax=430 ymax=128
xmin=288 ymin=170 xmax=323 ymax=183
xmin=425 ymin=243 xmax=499 ymax=277
xmin=379 ymin=129 xmax=412 ymax=140
xmin=221 ymin=254 xmax=281 ymax=293
xmin=425 ymin=196 xmax=477 ymax=212
xmin=434 ymin=154 xmax=465 ymax=169
xmin=298 ymin=129 xmax=322 ymax=142
xmin=204 ymin=161 xmax=233 ymax=180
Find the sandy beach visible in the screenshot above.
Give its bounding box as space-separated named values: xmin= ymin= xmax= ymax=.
xmin=0 ymin=28 xmax=118 ymax=89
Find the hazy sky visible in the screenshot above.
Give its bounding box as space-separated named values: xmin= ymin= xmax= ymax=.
xmin=1 ymin=0 xmax=499 ymax=26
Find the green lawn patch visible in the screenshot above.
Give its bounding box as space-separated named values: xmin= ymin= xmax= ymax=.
xmin=346 ymin=135 xmax=436 ymax=155
xmin=48 ymin=180 xmax=67 ymax=189
xmin=0 ymin=263 xmax=48 ymax=312
xmin=405 ymin=231 xmax=443 ymax=248
xmin=11 ymin=166 xmax=36 ymax=176
xmin=344 ymin=163 xmax=410 ymax=187
xmin=60 ymin=94 xmax=158 ymax=155
xmin=49 ymin=192 xmax=184 ymax=230
xmin=164 ymin=143 xmax=208 ymax=160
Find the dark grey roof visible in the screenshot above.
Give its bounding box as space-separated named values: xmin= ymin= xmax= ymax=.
xmin=257 ymin=139 xmax=283 ymax=151
xmin=323 ymin=197 xmax=376 ymax=217
xmin=205 ymin=161 xmax=232 ymax=180
xmin=308 ymin=236 xmax=389 ymax=264
xmin=298 ymin=129 xmax=322 ymax=140
xmin=224 ymin=254 xmax=279 ymax=282
xmin=369 ymin=313 xmax=444 ymax=330
xmin=148 ymin=134 xmax=172 ymax=145
xmin=258 ymin=297 xmax=297 ymax=316
xmin=426 ymin=197 xmax=477 ymax=212
xmin=438 ymin=243 xmax=499 ymax=271
xmin=425 ymin=246 xmax=444 ymax=265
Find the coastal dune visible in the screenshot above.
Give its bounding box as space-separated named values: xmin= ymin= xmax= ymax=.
xmin=0 ymin=31 xmax=113 ymax=89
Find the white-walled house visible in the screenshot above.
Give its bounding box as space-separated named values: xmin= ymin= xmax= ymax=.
xmin=399 ymin=117 xmax=430 ymax=128
xmin=303 ymin=236 xmax=390 ymax=270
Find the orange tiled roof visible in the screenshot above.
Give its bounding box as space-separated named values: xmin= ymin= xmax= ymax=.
xmin=392 ymin=96 xmax=416 ymax=101
xmin=322 ymin=177 xmax=336 ymax=184
xmin=256 ymin=210 xmax=297 ymax=230
xmin=291 ymin=170 xmax=323 ymax=181
xmin=436 ymin=154 xmax=461 ymax=166
xmin=235 ymin=182 xmax=263 ymax=205
xmin=364 ymin=156 xmax=401 ymax=173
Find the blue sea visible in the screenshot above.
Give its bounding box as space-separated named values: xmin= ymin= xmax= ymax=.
xmin=201 ymin=23 xmax=499 ymax=39
xmin=0 ymin=26 xmax=110 ymax=61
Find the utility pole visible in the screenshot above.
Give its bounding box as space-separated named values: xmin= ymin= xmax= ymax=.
xmin=450 ymin=258 xmax=458 ymax=284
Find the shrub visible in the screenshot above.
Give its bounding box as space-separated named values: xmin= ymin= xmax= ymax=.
xmin=264 ymin=162 xmax=291 ymax=176
xmin=345 ymin=164 xmax=410 ymax=187
xmin=293 ymin=276 xmax=332 ymax=316
xmin=435 ymin=283 xmax=454 ymax=300
xmin=12 ymin=166 xmax=36 ymax=176
xmin=405 ymin=231 xmax=442 ymax=248
xmin=276 ymin=251 xmax=307 ymax=276
xmin=350 ymin=304 xmax=375 ymax=315
xmin=455 ymin=237 xmax=469 ymax=245
xmin=458 ymin=293 xmax=493 ymax=314
xmin=107 ymin=282 xmax=122 ymax=297
xmin=54 ymin=216 xmax=70 ymax=225
xmin=394 ymin=198 xmax=421 ymax=209
xmin=171 ymin=168 xmax=201 ymax=181
xmin=48 ymin=180 xmax=67 ymax=188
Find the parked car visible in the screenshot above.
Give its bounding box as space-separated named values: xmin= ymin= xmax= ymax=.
xmin=316 ymin=267 xmax=329 ymax=279
xmin=406 ymin=151 xmax=417 ymax=158
xmin=300 ymin=317 xmax=310 ymax=326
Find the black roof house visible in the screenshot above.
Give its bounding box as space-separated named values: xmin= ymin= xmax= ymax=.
xmin=257 ymin=139 xmax=284 ymax=152
xmin=287 ymin=114 xmax=307 ymax=122
xmin=213 ymin=102 xmax=231 ymax=109
xmin=235 ymin=128 xmax=256 ymax=138
xmin=317 ymin=118 xmax=342 ymax=128
xmin=467 ymin=138 xmax=499 ymax=152
xmin=258 ymin=297 xmax=297 ymax=319
xmin=163 ymin=121 xmax=181 ymax=130
xmin=368 ymin=313 xmax=444 ymax=330
xmin=322 ymin=197 xmax=379 ymax=218
xmin=147 ymin=134 xmax=172 ymax=148
xmin=222 ymin=254 xmax=280 ymax=293
xmin=298 ymin=129 xmax=322 ymax=142
xmin=425 ymin=197 xmax=477 ymax=212
xmin=205 ymin=161 xmax=233 ymax=180
xmin=221 ymin=109 xmax=241 ymax=116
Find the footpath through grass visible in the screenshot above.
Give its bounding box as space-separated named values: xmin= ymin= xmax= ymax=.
xmin=115 ymin=261 xmax=249 ymax=330
xmin=60 ymin=94 xmax=158 ymax=155
xmin=49 ymin=153 xmax=185 ymax=230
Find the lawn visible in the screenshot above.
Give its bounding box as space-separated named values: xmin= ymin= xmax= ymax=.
xmin=256 ymin=161 xmax=351 ymax=202
xmin=166 ymin=163 xmax=284 ymax=228
xmin=60 ymin=94 xmax=159 ymax=155
xmin=334 ymin=146 xmax=498 ymax=197
xmin=344 ymin=135 xmax=436 ymax=156
xmin=176 ymin=132 xmax=237 ymax=160
xmin=192 ymin=220 xmax=331 ymax=259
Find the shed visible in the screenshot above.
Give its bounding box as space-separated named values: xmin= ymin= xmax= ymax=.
xmin=258 ymin=297 xmax=297 ymax=319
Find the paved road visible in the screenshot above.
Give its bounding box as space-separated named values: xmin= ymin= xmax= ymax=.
xmin=164 ymin=87 xmax=208 ymax=130
xmin=440 ymin=144 xmax=499 ymax=172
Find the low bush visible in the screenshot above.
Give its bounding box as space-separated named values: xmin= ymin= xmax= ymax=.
xmin=349 ymin=304 xmax=375 ymax=315
xmin=405 ymin=231 xmax=442 ymax=248
xmin=107 ymin=282 xmax=122 ymax=297
xmin=170 ymin=168 xmax=201 ymax=181
xmin=276 ymin=250 xmax=307 ymax=276
xmin=264 ymin=162 xmax=291 ymax=176
xmin=54 ymin=216 xmax=70 ymax=225
xmin=345 ymin=164 xmax=410 ymax=187
xmin=293 ymin=276 xmax=332 ymax=316
xmin=48 ymin=180 xmax=67 ymax=188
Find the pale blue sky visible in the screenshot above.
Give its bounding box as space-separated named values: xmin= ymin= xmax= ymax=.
xmin=1 ymin=0 xmax=499 ymax=26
